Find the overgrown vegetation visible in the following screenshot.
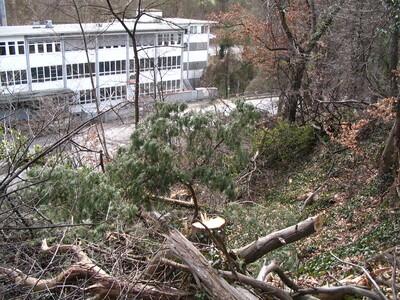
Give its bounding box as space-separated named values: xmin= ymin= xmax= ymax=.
xmin=1 ymin=97 xmax=399 ymax=299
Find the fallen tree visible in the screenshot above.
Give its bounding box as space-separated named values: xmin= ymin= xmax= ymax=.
xmin=0 ymin=215 xmax=391 ymax=300
xmin=0 ymin=239 xmax=189 ymax=299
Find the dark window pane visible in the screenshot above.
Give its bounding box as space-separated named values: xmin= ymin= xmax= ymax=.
xmin=31 ymin=68 xmax=37 ymax=82
xmin=37 ymin=44 xmax=44 ymax=53
xmin=7 ymin=71 xmax=13 ymax=84
xmin=18 ymin=41 xmax=25 ymax=54
xmin=57 ymin=65 xmax=63 ymax=78
xmin=38 ymin=67 xmax=44 ymax=82
xmin=44 ymin=66 xmax=50 ymax=79
xmin=8 ymin=42 xmax=15 ymax=55
xmin=29 ymin=44 xmax=35 ymax=54
xmin=21 ymin=70 xmax=27 ymax=83
xmin=1 ymin=72 xmax=6 ymax=85
xmin=46 ymin=43 xmax=53 ymax=52
xmin=0 ymin=42 xmax=6 ymax=55
xmin=79 ymin=63 xmax=84 ymax=76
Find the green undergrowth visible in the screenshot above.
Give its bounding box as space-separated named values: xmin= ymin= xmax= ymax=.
xmin=222 ymin=123 xmax=399 ymax=278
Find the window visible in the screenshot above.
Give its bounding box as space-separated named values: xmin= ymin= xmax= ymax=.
xmin=55 ymin=42 xmax=61 ymax=52
xmin=139 ymin=82 xmax=155 ymax=96
xmin=29 ymin=44 xmax=35 ymax=54
xmin=99 ymin=85 xmax=127 ymax=101
xmin=0 ymin=70 xmax=29 ymax=86
xmin=0 ymin=42 xmax=5 ymax=55
xmin=129 ymin=59 xmax=134 ymax=72
xmin=190 ymin=26 xmax=198 ymax=34
xmin=37 ymin=67 xmax=44 ymax=81
xmin=201 ymin=25 xmax=208 ymax=34
xmin=8 ymin=42 xmax=16 ymax=55
xmin=31 ymin=65 xmax=63 ymax=82
xmin=37 ymin=44 xmax=44 ymax=53
xmin=111 ymin=61 xmax=116 ymax=73
xmin=157 ymin=33 xmax=182 ymax=46
xmin=50 ymin=66 xmax=57 ymax=81
xmin=18 ymin=41 xmax=25 ymax=54
xmin=46 ymin=43 xmax=53 ymax=52
xmin=157 ymin=56 xmax=181 ymax=70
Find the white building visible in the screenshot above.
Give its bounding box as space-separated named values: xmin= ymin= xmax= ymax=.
xmin=0 ymin=11 xmax=214 ymax=119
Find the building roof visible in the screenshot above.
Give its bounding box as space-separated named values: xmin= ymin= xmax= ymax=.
xmin=0 ymin=16 xmax=214 ymax=38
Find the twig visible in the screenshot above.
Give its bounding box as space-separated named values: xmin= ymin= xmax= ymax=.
xmin=0 ymin=221 xmax=105 ymax=231
xmin=330 ymin=252 xmax=388 ymax=300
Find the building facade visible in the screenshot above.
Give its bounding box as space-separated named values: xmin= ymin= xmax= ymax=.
xmin=0 ymin=11 xmax=213 ymax=118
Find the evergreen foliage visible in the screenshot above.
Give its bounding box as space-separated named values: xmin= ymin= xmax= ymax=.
xmin=108 ymin=101 xmax=260 ymax=202
xmin=254 ymin=121 xmax=316 ymax=165
xmin=26 ymin=165 xmax=124 ymax=223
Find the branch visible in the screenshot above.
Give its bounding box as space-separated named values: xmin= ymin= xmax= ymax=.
xmin=304 ymin=0 xmax=344 ymax=53
xmin=330 ymin=252 xmax=388 ymax=300
xmin=219 ymin=270 xmax=293 ymax=300
xmin=1 ymin=240 xmax=189 ymax=299
xmin=232 ymin=215 xmax=323 ymax=264
xmin=258 ymin=260 xmax=300 ymax=291
xmin=0 ymin=222 xmax=104 ymax=231
xmin=296 ymin=286 xmax=384 ymax=300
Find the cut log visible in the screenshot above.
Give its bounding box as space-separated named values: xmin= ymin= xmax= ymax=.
xmin=192 ymin=213 xmax=226 ymax=242
xmin=232 ymin=215 xmax=323 ymax=264
xmin=167 ymin=229 xmax=250 ymax=300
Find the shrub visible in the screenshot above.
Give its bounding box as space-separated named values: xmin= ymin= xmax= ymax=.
xmin=254 ymin=121 xmax=316 ymax=165
xmin=26 ymin=165 xmax=126 ymax=223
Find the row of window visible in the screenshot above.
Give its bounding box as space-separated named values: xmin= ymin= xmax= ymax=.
xmin=28 ymin=42 xmax=61 ymax=54
xmin=157 ymin=56 xmax=181 ymax=70
xmin=0 ymin=70 xmax=28 ymax=86
xmin=2 ymin=55 xmax=183 ymax=85
xmin=0 ymin=41 xmax=25 ymax=56
xmin=31 ymin=65 xmax=63 ymax=83
xmin=139 ymin=79 xmax=181 ymax=96
xmin=0 ymin=27 xmax=206 ymax=57
xmin=189 ymin=25 xmax=208 ymax=34
xmin=157 ymin=33 xmax=182 ymax=46
xmin=77 ymin=85 xmax=127 ymax=104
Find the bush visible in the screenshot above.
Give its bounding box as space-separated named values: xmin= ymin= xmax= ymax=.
xmin=254 ymin=121 xmax=316 ymax=165
xmin=26 ymin=165 xmax=127 ymax=223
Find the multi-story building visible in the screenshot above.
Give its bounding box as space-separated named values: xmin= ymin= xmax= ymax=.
xmin=0 ymin=11 xmax=214 ymax=118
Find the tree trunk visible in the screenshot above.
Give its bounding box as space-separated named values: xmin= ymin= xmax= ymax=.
xmin=231 ymin=215 xmax=322 ymax=264
xmin=380 ymin=9 xmax=400 ymax=177
xmin=287 ymin=60 xmax=306 ymax=123
xmin=167 ymin=229 xmax=250 ymax=300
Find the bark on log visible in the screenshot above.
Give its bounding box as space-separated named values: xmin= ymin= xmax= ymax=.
xmin=232 ymin=215 xmax=323 ymax=264
xmin=167 ymin=229 xmax=250 ymax=300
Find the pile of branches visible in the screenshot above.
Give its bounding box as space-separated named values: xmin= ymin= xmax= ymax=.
xmin=1 ymin=213 xmax=397 ymax=300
